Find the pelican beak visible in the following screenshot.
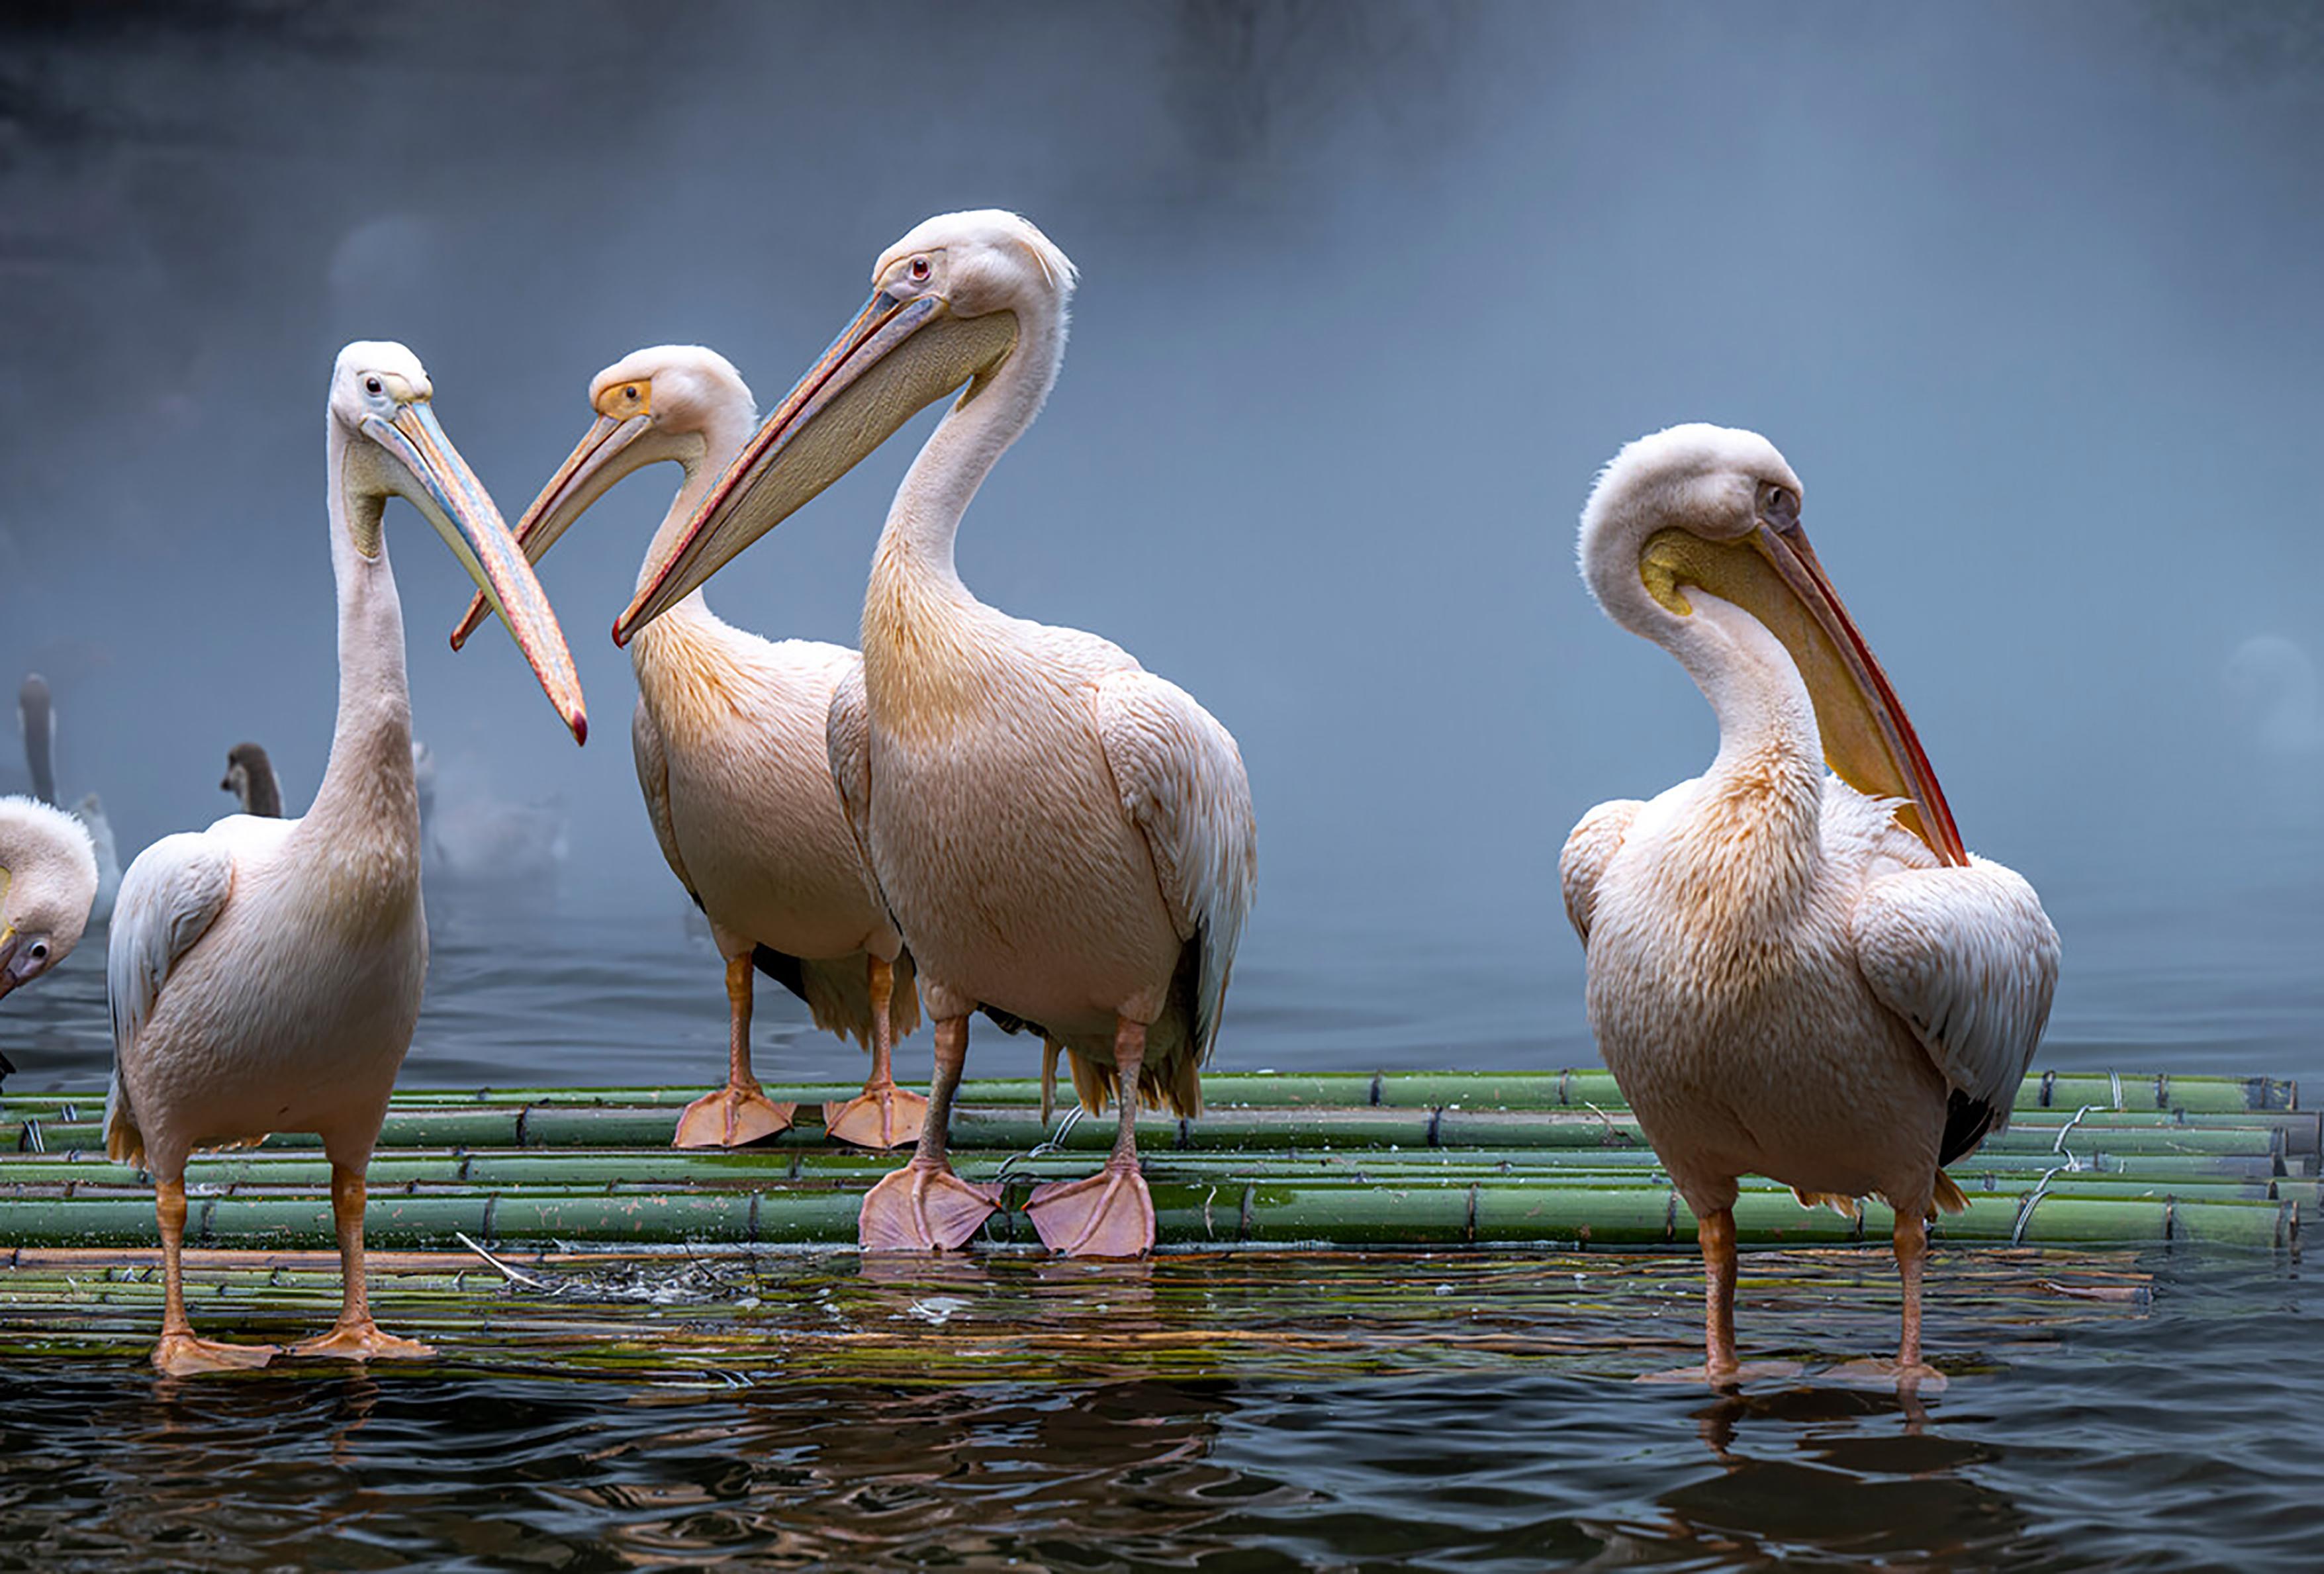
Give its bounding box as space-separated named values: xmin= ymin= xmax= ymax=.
xmin=450 ymin=413 xmax=653 ymax=651
xmin=363 ymin=401 xmax=590 ymax=745
xmin=0 ymin=930 xmax=21 ymax=1002
xmin=1641 ymin=520 xmax=1968 ymax=865
xmin=613 ymin=291 xmax=1019 ymax=644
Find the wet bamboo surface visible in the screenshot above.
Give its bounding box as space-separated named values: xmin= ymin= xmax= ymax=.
xmin=0 ymin=1069 xmax=2303 ymax=1260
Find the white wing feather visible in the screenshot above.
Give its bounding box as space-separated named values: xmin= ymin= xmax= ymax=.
xmin=824 ymin=663 xmax=875 ymax=872
xmin=104 ymin=829 xmax=239 ymax=1159
xmin=1092 ymin=669 xmax=1258 ymax=1060
xmin=1561 ymin=799 xmax=1642 ymax=944
xmin=1852 ymin=856 xmax=2061 ymax=1132
xmin=631 ymin=698 xmax=694 ymax=898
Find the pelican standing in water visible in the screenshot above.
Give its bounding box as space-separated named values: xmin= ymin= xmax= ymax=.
xmin=618 ymin=212 xmax=1256 ymax=1256
xmin=450 ymin=345 xmax=927 ymax=1150
xmin=1562 ymin=424 xmax=2058 ymax=1388
xmin=108 ymin=343 xmax=586 ymax=1375
xmin=0 ymin=795 xmax=98 ymax=1009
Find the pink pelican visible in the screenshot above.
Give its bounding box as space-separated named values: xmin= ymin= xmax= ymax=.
xmin=0 ymin=794 xmax=99 ymax=1007
xmin=616 ymin=212 xmax=1258 ymax=1257
xmin=107 ymin=342 xmax=586 ymax=1376
xmin=449 ymin=345 xmax=927 ymax=1150
xmin=1563 ymin=424 xmax=2059 ymax=1389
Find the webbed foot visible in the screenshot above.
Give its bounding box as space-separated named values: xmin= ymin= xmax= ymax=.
xmin=859 ymin=1160 xmax=999 ymax=1252
xmin=152 ymin=1332 xmax=279 ymax=1377
xmin=673 ymin=1084 xmax=797 ymax=1149
xmin=822 ymin=1085 xmax=929 ymax=1152
xmin=1025 ymin=1166 xmax=1156 ymax=1258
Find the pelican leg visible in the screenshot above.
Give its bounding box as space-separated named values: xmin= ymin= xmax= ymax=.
xmin=151 ymin=1176 xmax=278 ymax=1375
xmin=858 ymin=1015 xmax=998 ymax=1250
xmin=1039 ymin=1038 xmax=1060 ymax=1125
xmin=1640 ymin=1205 xmax=1798 ymax=1386
xmin=675 ymin=953 xmax=798 ymax=1148
xmin=822 ymin=954 xmax=929 ymax=1151
xmin=1025 ymin=1017 xmax=1158 ymax=1258
xmin=1832 ymin=1209 xmax=1949 ymax=1391
xmin=293 ymin=1164 xmax=432 ymax=1362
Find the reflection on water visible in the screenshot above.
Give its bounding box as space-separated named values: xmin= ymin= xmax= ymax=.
xmin=0 ymin=1252 xmax=2314 ymax=1569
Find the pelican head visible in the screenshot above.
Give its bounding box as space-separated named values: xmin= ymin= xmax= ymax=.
xmin=328 ymin=342 xmax=588 ymax=743
xmin=0 ymin=795 xmax=99 ymax=1001
xmin=615 ymin=210 xmax=1076 ymax=643
xmin=1580 ymin=424 xmax=1965 ymax=864
xmin=449 ymin=346 xmax=755 ymax=649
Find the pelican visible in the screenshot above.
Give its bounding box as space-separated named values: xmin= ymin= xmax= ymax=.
xmin=1562 ymin=424 xmax=2059 ymax=1388
xmin=220 ymin=743 xmax=285 ymax=817
xmin=615 ymin=212 xmax=1257 ymax=1257
xmin=449 ymin=344 xmax=927 ymax=1150
xmin=19 ymin=676 xmax=118 ymax=921
xmin=0 ymin=794 xmax=98 ymax=1007
xmin=107 ymin=342 xmax=586 ymax=1375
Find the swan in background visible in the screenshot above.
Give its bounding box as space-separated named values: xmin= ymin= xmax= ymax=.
xmin=220 ymin=742 xmax=286 ymax=817
xmin=0 ymin=794 xmax=99 ymax=1011
xmin=409 ymin=740 xmax=568 ymax=903
xmin=1561 ymin=424 xmax=2057 ymax=1389
xmin=620 ymin=212 xmax=1257 ymax=1257
xmin=454 ymin=345 xmax=926 ymax=1149
xmin=19 ymin=675 xmax=118 ymax=920
xmin=107 ymin=342 xmax=585 ymax=1375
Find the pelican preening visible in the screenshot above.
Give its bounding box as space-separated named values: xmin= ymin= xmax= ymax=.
xmin=620 ymin=212 xmax=1258 ymax=1257
xmin=106 ymin=342 xmax=585 ymax=1375
xmin=0 ymin=794 xmax=99 ymax=1007
xmin=453 ymin=344 xmax=928 ymax=1151
xmin=221 ymin=743 xmax=285 ymax=817
xmin=1563 ymin=424 xmax=2058 ymax=1387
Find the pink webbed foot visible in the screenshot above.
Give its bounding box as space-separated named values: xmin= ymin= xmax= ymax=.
xmin=1636 ymin=1360 xmax=1804 ymax=1387
xmin=1025 ymin=1166 xmax=1157 ymax=1258
xmin=1826 ymin=1358 xmax=1949 ymax=1393
xmin=822 ymin=1086 xmax=929 ymax=1152
xmin=673 ymin=1084 xmax=797 ymax=1149
xmin=859 ymin=1160 xmax=1000 ymax=1252
xmin=152 ymin=1332 xmax=279 ymax=1377
xmin=293 ymin=1319 xmax=434 ymax=1364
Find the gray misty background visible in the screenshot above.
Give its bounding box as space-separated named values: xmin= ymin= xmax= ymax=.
xmin=3 ymin=1 xmax=2321 ymax=1078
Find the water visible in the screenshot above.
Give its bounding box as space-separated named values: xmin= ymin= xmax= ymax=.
xmin=3 ymin=888 xmax=2320 ymax=1569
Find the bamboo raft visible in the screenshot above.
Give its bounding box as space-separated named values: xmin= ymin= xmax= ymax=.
xmin=0 ymin=1068 xmax=2304 ymax=1256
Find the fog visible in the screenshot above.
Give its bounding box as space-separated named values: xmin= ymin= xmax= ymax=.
xmin=4 ymin=1 xmax=2321 ymax=1060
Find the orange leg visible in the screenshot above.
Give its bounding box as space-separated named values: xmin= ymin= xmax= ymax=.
xmin=151 ymin=1176 xmax=277 ymax=1375
xmin=1024 ymin=1017 xmax=1158 ymax=1258
xmin=822 ymin=955 xmax=928 ymax=1150
xmin=675 ymin=953 xmax=796 ymax=1148
xmin=1639 ymin=1203 xmax=1798 ymax=1387
xmin=857 ymin=1015 xmax=999 ymax=1250
xmin=1829 ymin=1206 xmax=1949 ymax=1391
xmin=292 ymin=1164 xmax=432 ymax=1362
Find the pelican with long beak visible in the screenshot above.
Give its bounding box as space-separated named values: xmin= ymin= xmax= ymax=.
xmin=617 ymin=212 xmax=1257 ymax=1257
xmin=451 ymin=345 xmax=927 ymax=1150
xmin=1563 ymin=424 xmax=2059 ymax=1388
xmin=107 ymin=342 xmax=586 ymax=1375
xmin=0 ymin=794 xmax=98 ymax=1008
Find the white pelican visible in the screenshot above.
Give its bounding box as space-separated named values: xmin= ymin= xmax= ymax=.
xmin=0 ymin=794 xmax=99 ymax=1007
xmin=107 ymin=342 xmax=586 ymax=1375
xmin=220 ymin=742 xmax=285 ymax=817
xmin=615 ymin=212 xmax=1258 ymax=1257
xmin=449 ymin=344 xmax=927 ymax=1150
xmin=19 ymin=676 xmax=118 ymax=921
xmin=1563 ymin=424 xmax=2059 ymax=1388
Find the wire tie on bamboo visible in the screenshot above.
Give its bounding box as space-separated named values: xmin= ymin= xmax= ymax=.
xmin=2038 ymin=1070 xmax=2056 ymax=1108
xmin=993 ymin=1106 xmax=1086 ymax=1183
xmin=2109 ymin=1071 xmax=2125 ymax=1112
xmin=2010 ymin=1170 xmax=2063 ymax=1245
xmin=16 ymin=1119 xmax=42 ymax=1156
xmin=2051 ymin=1105 xmax=2102 ymax=1172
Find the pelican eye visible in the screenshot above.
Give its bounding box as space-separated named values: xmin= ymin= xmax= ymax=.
xmin=365 ymin=376 xmax=384 ymax=396
xmin=28 ymin=941 xmax=47 ymax=962
xmin=624 ymin=385 xmax=640 ymax=402
xmin=1757 ymin=483 xmax=1799 ymax=528
xmin=909 ymin=255 xmax=931 ymax=281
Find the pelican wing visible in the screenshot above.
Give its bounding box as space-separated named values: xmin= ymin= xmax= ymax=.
xmin=1092 ymin=670 xmax=1258 ymax=1059
xmin=1852 ymin=857 xmax=2061 ymax=1159
xmin=104 ymin=829 xmax=238 ymax=1163
xmin=631 ymin=698 xmax=695 ymax=898
xmin=1560 ymin=799 xmax=1642 ymax=943
xmin=824 ymin=663 xmax=875 ymax=872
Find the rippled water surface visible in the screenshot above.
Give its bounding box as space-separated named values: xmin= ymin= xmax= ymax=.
xmin=3 ymin=898 xmax=2320 ymax=1569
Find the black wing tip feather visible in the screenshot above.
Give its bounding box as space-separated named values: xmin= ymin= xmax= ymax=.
xmin=750 ymin=944 xmax=810 ymax=1005
xmin=1939 ymin=1089 xmax=2000 ymax=1168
